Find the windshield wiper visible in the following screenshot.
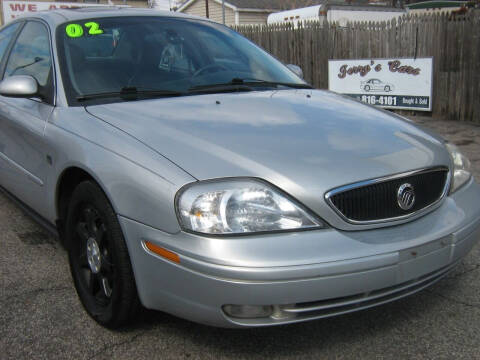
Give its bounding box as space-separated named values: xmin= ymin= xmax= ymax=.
xmin=188 ymin=78 xmax=313 ymax=94
xmin=11 ymin=57 xmax=45 ymax=76
xmin=77 ymin=87 xmax=185 ymax=102
xmin=235 ymin=78 xmax=314 ymax=89
xmin=188 ymin=81 xmax=254 ymax=94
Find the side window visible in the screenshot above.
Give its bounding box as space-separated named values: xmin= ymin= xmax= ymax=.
xmin=4 ymin=22 xmax=52 ymax=91
xmin=0 ymin=23 xmax=21 ymax=63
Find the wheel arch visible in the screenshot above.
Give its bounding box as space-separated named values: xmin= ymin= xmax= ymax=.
xmin=55 ymin=165 xmax=116 ymax=229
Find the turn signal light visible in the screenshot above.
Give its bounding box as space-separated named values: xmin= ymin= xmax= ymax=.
xmin=145 ymin=241 xmax=180 ymax=264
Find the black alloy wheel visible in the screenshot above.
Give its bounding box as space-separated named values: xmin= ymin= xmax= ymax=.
xmin=74 ymin=205 xmax=113 ymax=305
xmin=66 ymin=181 xmax=139 ymax=328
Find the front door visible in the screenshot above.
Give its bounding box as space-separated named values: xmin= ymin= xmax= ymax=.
xmin=0 ymin=20 xmax=55 ymax=214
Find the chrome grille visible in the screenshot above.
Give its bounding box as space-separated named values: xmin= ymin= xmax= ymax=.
xmin=326 ymin=167 xmax=450 ymax=224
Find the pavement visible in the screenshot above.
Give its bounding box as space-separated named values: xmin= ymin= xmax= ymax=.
xmin=1 ymin=117 xmax=480 ymax=360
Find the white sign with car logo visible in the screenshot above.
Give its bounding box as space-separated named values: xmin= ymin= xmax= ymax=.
xmin=328 ymin=57 xmax=433 ymax=111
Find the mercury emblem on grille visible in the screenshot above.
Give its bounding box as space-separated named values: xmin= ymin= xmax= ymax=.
xmin=397 ymin=183 xmax=416 ymax=210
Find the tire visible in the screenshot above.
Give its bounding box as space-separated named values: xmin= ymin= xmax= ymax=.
xmin=384 ymin=85 xmax=390 ymax=92
xmin=364 ymin=85 xmax=370 ymax=91
xmin=65 ymin=180 xmax=140 ymax=328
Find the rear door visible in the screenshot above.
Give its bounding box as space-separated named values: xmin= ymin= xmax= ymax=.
xmin=0 ymin=21 xmax=23 ymax=193
xmin=0 ymin=20 xmax=55 ymax=214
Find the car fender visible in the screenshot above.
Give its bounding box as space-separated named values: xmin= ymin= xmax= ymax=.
xmin=44 ymin=107 xmax=196 ymax=234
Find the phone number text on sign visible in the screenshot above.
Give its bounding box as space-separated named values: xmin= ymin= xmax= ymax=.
xmin=361 ymin=95 xmax=397 ymax=106
xmin=348 ymin=94 xmax=430 ymax=108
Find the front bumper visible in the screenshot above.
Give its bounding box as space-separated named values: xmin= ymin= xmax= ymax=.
xmin=119 ymin=178 xmax=480 ymax=328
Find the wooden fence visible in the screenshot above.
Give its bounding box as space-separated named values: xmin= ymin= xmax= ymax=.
xmin=234 ymin=13 xmax=480 ymax=123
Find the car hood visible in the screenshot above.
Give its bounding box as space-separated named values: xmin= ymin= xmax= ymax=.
xmin=86 ymin=89 xmax=451 ymax=229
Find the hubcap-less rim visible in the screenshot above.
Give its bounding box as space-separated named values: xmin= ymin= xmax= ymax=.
xmin=87 ymin=237 xmax=101 ymax=274
xmin=74 ymin=206 xmax=114 ymax=303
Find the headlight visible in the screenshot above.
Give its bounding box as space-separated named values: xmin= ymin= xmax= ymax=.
xmin=176 ymin=179 xmax=324 ymax=235
xmin=446 ymin=143 xmax=471 ymax=193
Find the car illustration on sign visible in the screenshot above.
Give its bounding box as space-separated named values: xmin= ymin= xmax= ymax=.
xmin=0 ymin=8 xmax=479 ymax=329
xmin=361 ymin=78 xmax=395 ymax=92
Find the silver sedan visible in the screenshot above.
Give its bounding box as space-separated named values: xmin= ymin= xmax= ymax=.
xmin=361 ymin=78 xmax=395 ymax=92
xmin=0 ymin=9 xmax=479 ymax=329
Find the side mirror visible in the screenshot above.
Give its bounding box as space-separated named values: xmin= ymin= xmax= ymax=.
xmin=286 ymin=64 xmax=304 ymax=79
xmin=0 ymin=75 xmax=38 ymax=98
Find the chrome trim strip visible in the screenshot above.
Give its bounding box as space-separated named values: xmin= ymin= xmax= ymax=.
xmin=324 ymin=166 xmax=451 ymax=225
xmin=0 ymin=151 xmax=44 ymax=186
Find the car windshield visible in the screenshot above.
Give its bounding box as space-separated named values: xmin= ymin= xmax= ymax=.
xmin=56 ymin=16 xmax=306 ymax=105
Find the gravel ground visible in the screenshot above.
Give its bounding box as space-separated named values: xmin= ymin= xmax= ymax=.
xmin=1 ymin=117 xmax=480 ymax=360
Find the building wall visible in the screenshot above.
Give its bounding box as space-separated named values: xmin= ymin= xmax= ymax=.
xmin=1 ymin=0 xmax=150 ymax=25
xmin=182 ymin=0 xmax=235 ymax=25
xmin=238 ymin=11 xmax=269 ymax=25
xmin=327 ymin=9 xmax=405 ymax=26
xmin=182 ymin=0 xmax=207 ymax=17
xmin=209 ymin=0 xmax=236 ymax=24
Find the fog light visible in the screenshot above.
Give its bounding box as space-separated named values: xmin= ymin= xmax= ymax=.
xmin=222 ymin=304 xmax=273 ymax=319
